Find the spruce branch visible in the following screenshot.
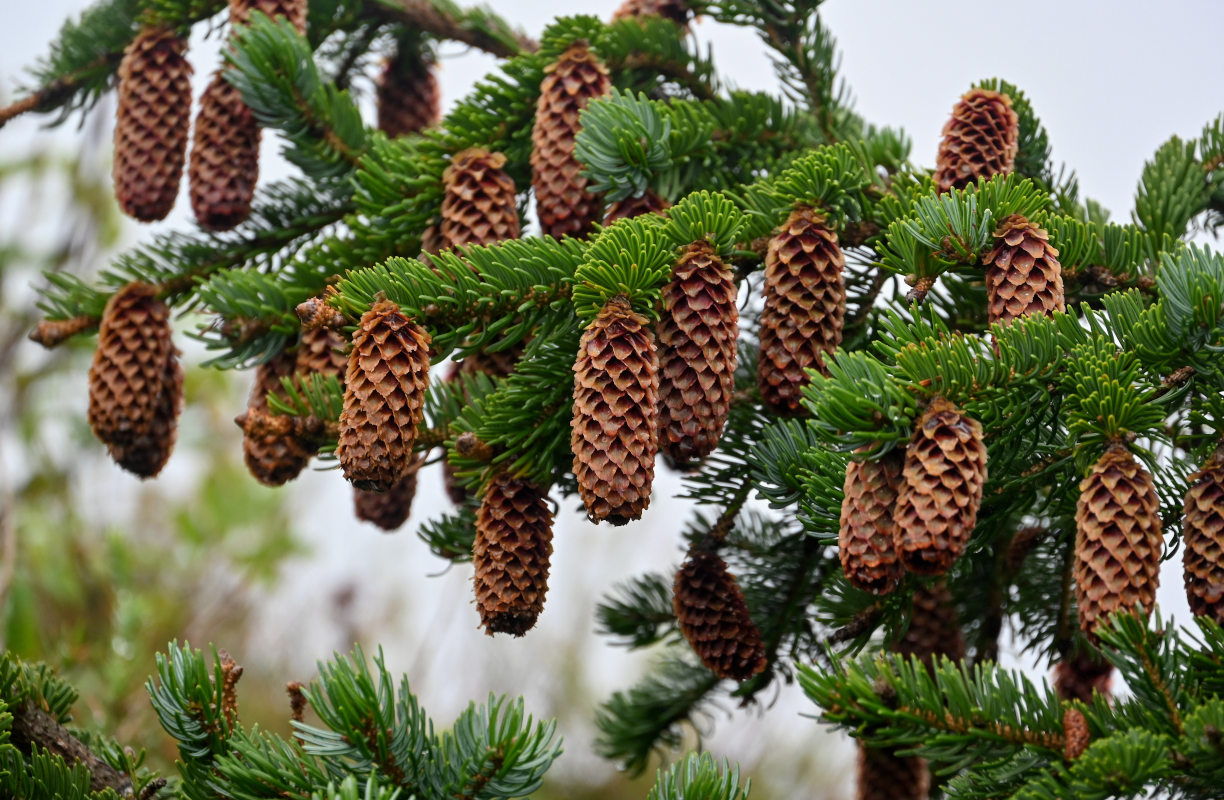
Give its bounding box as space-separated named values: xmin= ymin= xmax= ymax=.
xmin=7 ymin=704 xmax=134 ymax=796
xmin=369 ymin=0 xmax=537 ymax=57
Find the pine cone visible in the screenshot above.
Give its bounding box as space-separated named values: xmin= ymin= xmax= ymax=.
xmin=893 ymin=398 xmax=988 ymax=575
xmin=856 ymin=744 xmax=929 ymax=800
xmin=242 ymin=349 xmax=312 ymax=486
xmin=1054 ymin=648 xmax=1113 ymax=704
xmin=896 ymin=581 xmax=965 ymax=672
xmin=113 ymin=27 xmax=192 ymax=222
xmin=983 ymin=214 xmax=1065 ymax=325
xmin=107 ymin=346 xmax=182 ymax=478
xmin=437 ymin=148 xmax=521 ymax=251
xmin=673 ymin=551 xmax=767 ymax=681
xmin=757 ymin=206 xmax=845 ymax=415
xmin=1075 ymin=443 xmax=1163 ymax=638
xmin=354 ymin=456 xmax=423 ymax=531
xmin=839 ymin=450 xmax=905 ymax=595
xmin=612 ymin=0 xmax=690 ymax=25
xmin=336 ymin=300 xmax=431 ymax=492
xmin=294 ymin=326 xmax=348 ymax=378
xmin=189 ymin=70 xmax=260 ymax=231
xmin=376 ymin=46 xmax=440 ymax=138
xmin=656 ymin=240 xmax=737 ymax=468
xmin=1063 ymin=707 xmax=1090 ymax=761
xmin=230 ymin=0 xmax=306 ymax=33
xmin=604 ymin=190 xmax=669 ymax=224
xmin=571 ymin=296 xmax=658 ymax=525
xmin=1183 ymin=450 xmax=1224 ymax=621
xmin=934 ymin=88 xmax=1018 ymax=195
xmin=531 ymin=42 xmax=609 ymax=239
xmin=473 ymin=477 xmax=555 ymax=636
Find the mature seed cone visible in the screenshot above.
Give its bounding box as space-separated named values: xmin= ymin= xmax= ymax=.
xmin=896 ymin=581 xmax=965 ymax=672
xmin=336 ymin=300 xmax=431 ymax=492
xmin=531 ymin=42 xmax=610 ymax=239
xmin=438 ymin=148 xmax=520 ymax=250
xmin=934 ymin=88 xmax=1018 ymax=194
xmin=376 ymin=47 xmax=440 ymax=138
xmin=108 ymin=346 xmax=182 ymax=478
xmin=1074 ymin=442 xmax=1162 ymax=638
xmin=604 ymin=190 xmax=669 ymax=224
xmin=571 ymin=296 xmax=659 ymax=525
xmin=656 ymin=240 xmax=737 ymax=468
xmin=243 ymin=349 xmax=313 ymax=486
xmin=113 ymin=27 xmax=192 ymax=222
xmin=189 ymin=71 xmax=260 ymax=232
xmin=839 ymin=450 xmax=905 ymax=595
xmin=230 ymin=0 xmax=306 ymax=33
xmin=294 ymin=326 xmax=348 ymax=379
xmin=354 ymin=456 xmax=423 ymax=531
xmin=1063 ymin=707 xmax=1090 ymax=761
xmin=893 ymin=397 xmax=987 ymax=575
xmin=1182 ymin=450 xmax=1224 ymax=621
xmin=673 ymin=551 xmax=767 ymax=681
xmin=1054 ymin=648 xmax=1113 ymax=704
xmin=612 ymin=0 xmax=690 ymax=25
xmin=473 ymin=477 xmax=554 ymax=636
xmin=757 ymin=206 xmax=845 ymax=415
xmin=856 ymin=744 xmax=929 ymax=800
xmin=983 ymin=214 xmax=1065 ymax=325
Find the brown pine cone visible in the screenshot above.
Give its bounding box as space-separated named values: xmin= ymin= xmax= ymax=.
xmin=336 ymin=300 xmax=431 ymax=492
xmin=354 ymin=455 xmax=423 ymax=531
xmin=531 ymin=42 xmax=609 ymax=239
xmin=1183 ymin=449 xmax=1224 ymax=621
xmin=1063 ymin=707 xmax=1090 ymax=761
xmin=757 ymin=206 xmax=845 ymax=415
xmin=376 ymin=46 xmax=440 ymax=138
xmin=839 ymin=450 xmax=905 ymax=595
xmin=437 ymin=148 xmax=521 ymax=251
xmin=896 ymin=581 xmax=965 ymax=672
xmin=856 ymin=744 xmax=929 ymax=800
xmin=604 ymin=190 xmax=669 ymax=224
xmin=571 ymin=296 xmax=659 ymax=525
xmin=294 ymin=326 xmax=348 ymax=378
xmin=656 ymin=240 xmax=737 ymax=468
xmin=1054 ymin=647 xmax=1113 ymax=704
xmin=1074 ymin=442 xmax=1162 ymax=639
xmin=612 ymin=0 xmax=690 ymax=26
xmin=983 ymin=214 xmax=1065 ymax=326
xmin=893 ymin=398 xmax=988 ymax=575
xmin=934 ymin=88 xmax=1018 ymax=195
xmin=107 ymin=345 xmax=182 ymax=478
xmin=113 ymin=27 xmax=192 ymax=222
xmin=230 ymin=0 xmax=306 ymax=33
xmin=189 ymin=70 xmax=260 ymax=231
xmin=673 ymin=551 xmax=767 ymax=681
xmin=473 ymin=476 xmax=555 ymax=636
xmin=242 ymin=348 xmax=312 ymax=486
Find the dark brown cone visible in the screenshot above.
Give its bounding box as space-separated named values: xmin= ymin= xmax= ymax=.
xmin=108 ymin=345 xmax=182 ymax=478
xmin=856 ymin=744 xmax=929 ymax=800
xmin=896 ymin=581 xmax=965 ymax=672
xmin=656 ymin=240 xmax=737 ymax=468
xmin=243 ymin=349 xmax=312 ymax=486
xmin=531 ymin=42 xmax=610 ymax=239
xmin=1063 ymin=707 xmax=1090 ymax=761
xmin=1074 ymin=443 xmax=1162 ymax=639
xmin=934 ymin=88 xmax=1019 ymax=195
xmin=1054 ymin=648 xmax=1113 ymax=704
xmin=336 ymin=300 xmax=431 ymax=492
xmin=437 ymin=148 xmax=521 ymax=251
xmin=612 ymin=0 xmax=690 ymax=26
xmin=354 ymin=456 xmax=423 ymax=531
xmin=983 ymin=214 xmax=1065 ymax=325
xmin=604 ymin=190 xmax=669 ymax=224
xmin=376 ymin=47 xmax=440 ymax=138
xmin=1183 ymin=450 xmax=1224 ymax=622
xmin=839 ymin=450 xmax=905 ymax=595
xmin=893 ymin=397 xmax=988 ymax=575
xmin=294 ymin=326 xmax=348 ymax=379
xmin=189 ymin=70 xmax=260 ymax=231
xmin=113 ymin=28 xmax=192 ymax=222
xmin=230 ymin=0 xmax=306 ymax=33
xmin=571 ymin=296 xmax=658 ymax=525
xmin=473 ymin=477 xmax=554 ymax=636
xmin=673 ymin=551 xmax=767 ymax=681
xmin=757 ymin=206 xmax=845 ymax=415
xmin=441 ymin=362 xmax=470 ymax=505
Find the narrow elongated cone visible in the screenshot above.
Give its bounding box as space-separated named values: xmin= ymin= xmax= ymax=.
xmin=757 ymin=206 xmax=845 ymax=415
xmin=437 ymin=148 xmax=520 ymax=251
xmin=1064 ymin=708 xmax=1090 ymax=761
xmin=294 ymin=326 xmax=348 ymax=379
xmin=604 ymin=190 xmax=669 ymax=224
xmin=673 ymin=551 xmax=767 ymax=681
xmin=108 ymin=346 xmax=182 ymax=478
xmin=354 ymin=456 xmax=423 ymax=531
xmin=839 ymin=450 xmax=905 ymax=595
xmin=113 ymin=28 xmax=192 ymax=222
xmin=1054 ymin=648 xmax=1113 ymax=704
xmin=571 ymin=296 xmax=658 ymax=525
xmin=983 ymin=214 xmax=1064 ymax=325
xmin=531 ymin=42 xmax=609 ymax=238
xmin=612 ymin=0 xmax=690 ymax=25
xmin=336 ymin=300 xmax=431 ymax=492
xmin=474 ymin=477 xmax=554 ymax=636
xmin=856 ymin=744 xmax=929 ymax=800
xmin=893 ymin=398 xmax=987 ymax=575
xmin=1074 ymin=442 xmax=1162 ymax=639
xmin=243 ymin=349 xmax=312 ymax=486
xmin=1182 ymin=450 xmax=1224 ymax=621
xmin=189 ymin=70 xmax=260 ymax=231
xmin=934 ymin=88 xmax=1018 ymax=194
xmin=657 ymin=240 xmax=737 ymax=468
xmin=230 ymin=0 xmax=306 ymax=33
xmin=376 ymin=47 xmax=440 ymax=138
xmin=896 ymin=581 xmax=965 ymax=672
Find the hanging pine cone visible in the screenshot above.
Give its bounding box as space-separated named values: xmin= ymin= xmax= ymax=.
xmin=112 ymin=27 xmax=192 ymax=222
xmin=473 ymin=476 xmax=555 ymax=636
xmin=437 ymin=148 xmax=521 ymax=251
xmin=189 ymin=70 xmax=260 ymax=231
xmin=757 ymin=205 xmax=845 ymax=415
xmin=896 ymin=581 xmax=965 ymax=672
xmin=294 ymin=326 xmax=348 ymax=379
xmin=571 ymin=296 xmax=658 ymax=525
xmin=611 ymin=0 xmax=691 ymax=26
xmin=1182 ymin=449 xmax=1224 ymax=621
xmin=893 ymin=397 xmax=987 ymax=575
xmin=1054 ymin=647 xmax=1113 ymax=704
xmin=1063 ymin=707 xmax=1090 ymax=761
xmin=604 ymin=190 xmax=669 ymax=224
xmin=230 ymin=0 xmax=306 ymax=33
xmin=108 ymin=346 xmax=182 ymax=478
xmin=982 ymin=214 xmax=1065 ymax=326
xmin=839 ymin=450 xmax=905 ymax=595
xmin=656 ymin=240 xmax=737 ymax=468
xmin=1074 ymin=442 xmax=1163 ymax=639
xmin=376 ymin=45 xmax=440 ymax=138
xmin=336 ymin=300 xmax=431 ymax=492
xmin=242 ymin=349 xmax=313 ymax=486
xmin=354 ymin=455 xmax=423 ymax=531
xmin=856 ymin=744 xmax=929 ymax=800
xmin=673 ymin=551 xmax=767 ymax=681
xmin=933 ymin=88 xmax=1019 ymax=194
xmin=531 ymin=42 xmax=610 ymax=239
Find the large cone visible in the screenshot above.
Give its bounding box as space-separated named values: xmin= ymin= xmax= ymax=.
xmin=437 ymin=147 xmax=521 ymax=251
xmin=242 ymin=348 xmax=312 ymax=485
xmin=896 ymin=581 xmax=965 ymax=672
xmin=189 ymin=70 xmax=260 ymax=231
xmin=376 ymin=46 xmax=440 ymax=138
xmin=673 ymin=551 xmax=767 ymax=681
xmin=839 ymin=450 xmax=905 ymax=595
xmin=354 ymin=456 xmax=423 ymax=531
xmin=473 ymin=477 xmax=555 ymax=636
xmin=1183 ymin=450 xmax=1224 ymax=622
xmin=856 ymin=744 xmax=929 ymax=800
xmin=934 ymin=88 xmax=1018 ymax=194
xmin=1054 ymin=647 xmax=1113 ymax=704
xmin=983 ymin=214 xmax=1064 ymax=325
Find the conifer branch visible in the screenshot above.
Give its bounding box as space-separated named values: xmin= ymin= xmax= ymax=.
xmin=8 ymin=703 xmax=134 ymax=795
xmin=371 ymin=0 xmax=537 ymax=57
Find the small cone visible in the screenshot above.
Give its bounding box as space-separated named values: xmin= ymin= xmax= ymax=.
xmin=893 ymin=398 xmax=988 ymax=575
xmin=294 ymin=326 xmax=348 ymax=379
xmin=1074 ymin=443 xmax=1162 ymax=639
xmin=612 ymin=0 xmax=690 ymax=25
xmin=1054 ymin=648 xmax=1113 ymax=704
xmin=531 ymin=42 xmax=610 ymax=239
xmin=934 ymin=88 xmax=1018 ymax=194
xmin=983 ymin=214 xmax=1064 ymax=325
xmin=354 ymin=455 xmax=423 ymax=531
xmin=473 ymin=476 xmax=555 ymax=636
xmin=1183 ymin=449 xmax=1224 ymax=621
xmin=189 ymin=70 xmax=260 ymax=231
xmin=896 ymin=581 xmax=965 ymax=672
xmin=839 ymin=450 xmax=905 ymax=595
xmin=336 ymin=300 xmax=431 ymax=492
xmin=230 ymin=0 xmax=306 ymax=33
xmin=571 ymin=296 xmax=658 ymax=525
xmin=108 ymin=346 xmax=182 ymax=478
xmin=437 ymin=148 xmax=521 ymax=251
xmin=757 ymin=206 xmax=845 ymax=415
xmin=376 ymin=46 xmax=440 ymax=138
xmin=604 ymin=190 xmax=669 ymax=224
xmin=243 ymin=348 xmax=312 ymax=486
xmin=856 ymin=744 xmax=929 ymax=800
xmin=1063 ymin=708 xmax=1090 ymax=761
xmin=113 ymin=27 xmax=192 ymax=222
xmin=656 ymin=240 xmax=737 ymax=468
xmin=673 ymin=551 xmax=767 ymax=681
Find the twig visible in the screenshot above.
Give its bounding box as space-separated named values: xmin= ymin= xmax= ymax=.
xmin=0 ymin=55 xmax=118 ymax=130
xmin=9 ymin=703 xmax=134 ymax=796
xmin=371 ymin=0 xmax=536 ymax=58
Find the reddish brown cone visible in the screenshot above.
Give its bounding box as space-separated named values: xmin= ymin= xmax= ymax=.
xmin=242 ymin=349 xmax=312 ymax=486
xmin=376 ymin=46 xmax=440 ymax=138
xmin=1054 ymin=648 xmax=1113 ymax=704
xmin=604 ymin=190 xmax=669 ymax=224
xmin=473 ymin=477 xmax=554 ymax=636
xmin=673 ymin=551 xmax=767 ymax=681
xmin=437 ymin=148 xmax=521 ymax=251
xmin=983 ymin=214 xmax=1065 ymax=325
xmin=354 ymin=456 xmax=423 ymax=531
xmin=1183 ymin=449 xmax=1224 ymax=622
xmin=934 ymin=88 xmax=1019 ymax=194
xmin=856 ymin=744 xmax=929 ymax=800
xmin=107 ymin=346 xmax=182 ymax=478
xmin=1063 ymin=707 xmax=1090 ymax=761
xmin=897 ymin=581 xmax=965 ymax=671
xmin=294 ymin=326 xmax=348 ymax=379
xmin=230 ymin=0 xmax=306 ymax=33
xmin=189 ymin=70 xmax=260 ymax=231
xmin=839 ymin=450 xmax=905 ymax=595
xmin=611 ymin=0 xmax=690 ymax=26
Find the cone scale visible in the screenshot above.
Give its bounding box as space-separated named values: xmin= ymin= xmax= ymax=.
xmin=473 ymin=477 xmax=555 ymax=636
xmin=437 ymin=147 xmax=521 ymax=252
xmin=354 ymin=456 xmax=423 ymax=532
xmin=376 ymin=46 xmax=440 ymax=138
xmin=189 ymin=70 xmax=260 ymax=231
xmin=839 ymin=450 xmax=905 ymax=595
xmin=934 ymin=88 xmax=1019 ymax=194
xmin=1182 ymin=450 xmax=1224 ymax=622
xmin=673 ymin=551 xmax=767 ymax=681
xmin=856 ymin=744 xmax=929 ymax=800
xmin=983 ymin=214 xmax=1065 ymax=325
xmin=242 ymin=348 xmax=312 ymax=486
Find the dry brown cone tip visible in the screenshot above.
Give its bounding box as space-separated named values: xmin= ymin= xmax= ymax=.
xmin=571 ymin=295 xmax=659 ymax=525
xmin=1054 ymin=647 xmax=1113 ymax=704
xmin=336 ymin=300 xmax=431 ymax=492
xmin=230 ymin=0 xmax=306 ymax=33
xmin=757 ymin=205 xmax=845 ymax=415
xmin=673 ymin=551 xmax=767 ymax=681
xmin=983 ymin=214 xmax=1065 ymax=326
xmin=473 ymin=476 xmax=554 ymax=636
xmin=604 ymin=190 xmax=670 ymax=224
xmin=354 ymin=455 xmax=424 ymax=531
xmin=856 ymin=743 xmax=929 ymax=800
xmin=376 ymin=46 xmax=440 ymax=138
xmin=113 ymin=27 xmax=192 ymax=222
xmin=1074 ymin=442 xmax=1162 ymax=639
xmin=893 ymin=397 xmax=987 ymax=575
xmin=1063 ymin=707 xmax=1090 ymax=761
xmin=612 ymin=0 xmax=691 ymax=26
xmin=1182 ymin=448 xmax=1224 ymax=622
xmin=896 ymin=581 xmax=965 ymax=672
xmin=189 ymin=70 xmax=260 ymax=231
xmin=839 ymin=449 xmax=905 ymax=595
xmin=241 ymin=348 xmax=313 ymax=486
xmin=436 ymin=147 xmax=521 ymax=251
xmin=934 ymin=88 xmax=1019 ymax=195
